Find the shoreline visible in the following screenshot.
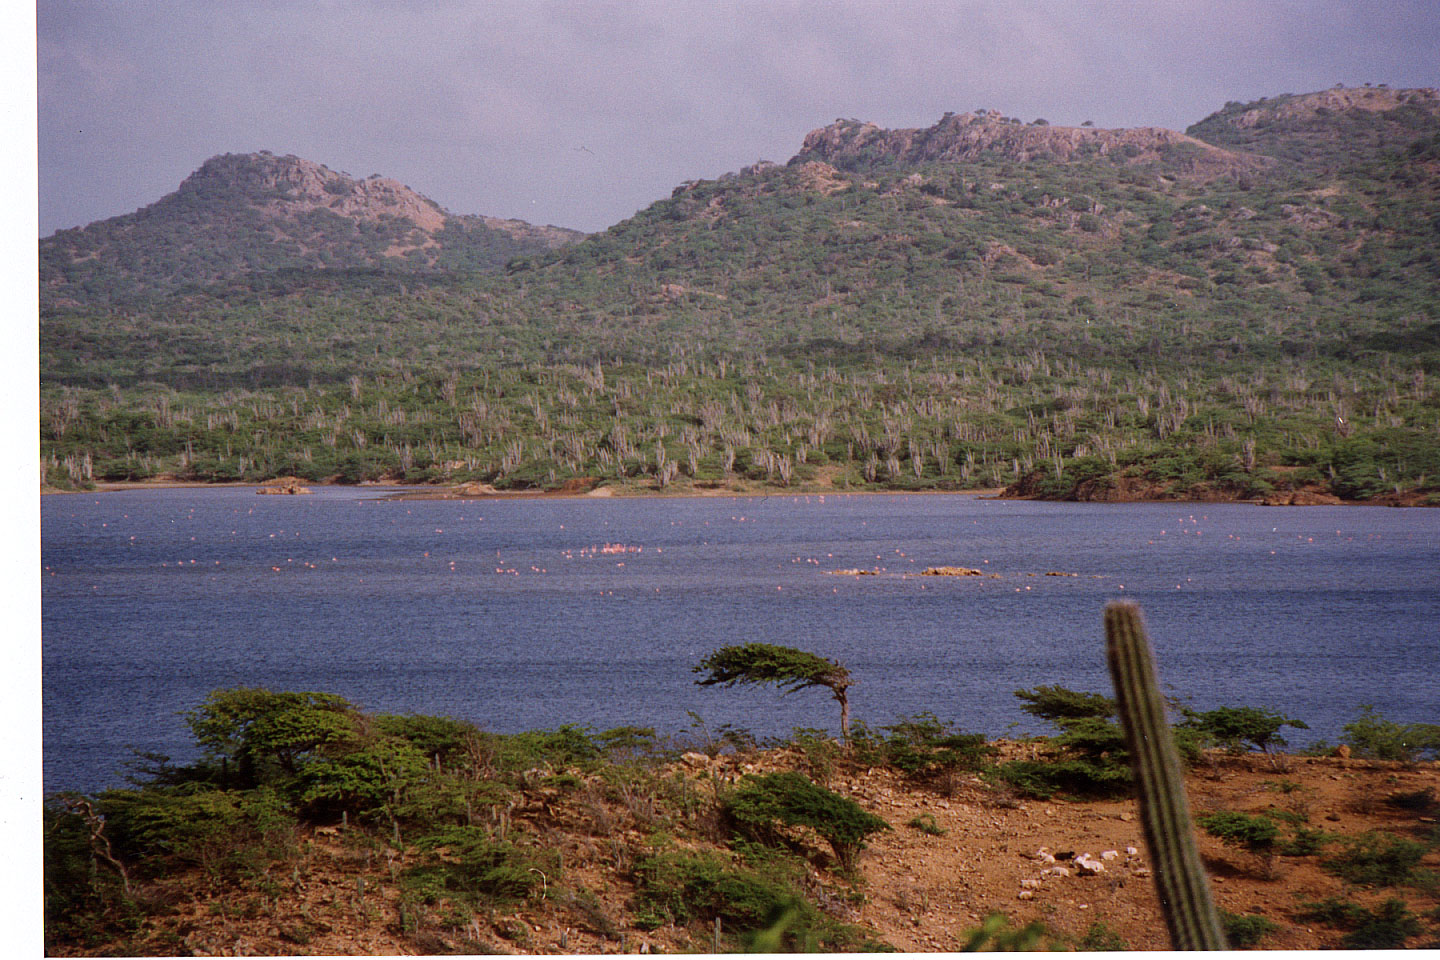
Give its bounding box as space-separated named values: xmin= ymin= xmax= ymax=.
xmin=39 ymin=477 xmax=1433 ymax=506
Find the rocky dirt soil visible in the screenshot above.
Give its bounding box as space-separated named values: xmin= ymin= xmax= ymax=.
xmin=52 ymin=750 xmax=1440 ymax=955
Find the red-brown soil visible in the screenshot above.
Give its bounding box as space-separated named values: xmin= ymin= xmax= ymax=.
xmin=50 ymin=749 xmax=1440 ymax=955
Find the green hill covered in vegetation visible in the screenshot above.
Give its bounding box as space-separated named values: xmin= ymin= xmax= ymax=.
xmin=40 ymin=152 xmax=582 ymax=308
xmin=39 ymin=88 xmax=1440 ymax=502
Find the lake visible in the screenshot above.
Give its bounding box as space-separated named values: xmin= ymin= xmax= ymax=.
xmin=41 ymin=488 xmax=1440 ymax=794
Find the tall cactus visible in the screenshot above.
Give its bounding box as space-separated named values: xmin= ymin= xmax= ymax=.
xmin=1104 ymin=601 xmax=1226 ymax=950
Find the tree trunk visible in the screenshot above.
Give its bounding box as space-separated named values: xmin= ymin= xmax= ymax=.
xmin=836 ymin=688 xmax=851 ymax=743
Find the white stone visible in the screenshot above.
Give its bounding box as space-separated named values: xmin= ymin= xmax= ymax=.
xmin=1017 ymin=890 xmax=1035 ymax=900
xmin=1101 ymin=850 xmax=1119 ymax=861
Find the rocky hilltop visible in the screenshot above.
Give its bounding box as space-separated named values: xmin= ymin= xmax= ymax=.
xmin=40 ymin=152 xmax=583 ymax=307
xmin=1186 ymin=85 xmax=1440 ymax=167
xmin=789 ymin=110 xmax=1268 ymax=179
xmin=175 ymin=152 xmax=452 ymax=236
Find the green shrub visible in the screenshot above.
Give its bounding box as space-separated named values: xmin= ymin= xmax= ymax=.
xmin=1300 ymin=896 xmax=1424 ymax=948
xmin=1322 ymin=831 xmax=1429 ymax=887
xmin=372 ymin=713 xmax=480 ymax=765
xmin=957 ymin=913 xmax=1058 ymax=951
xmin=988 ymin=757 xmax=1130 ymax=799
xmin=1296 ymin=896 xmax=1369 ymax=927
xmin=630 ymin=850 xmax=816 ymax=941
xmin=43 ymin=799 xmax=147 ymax=950
xmin=592 ymin=725 xmax=662 ymax=759
xmin=906 ymin=813 xmax=947 ymax=836
xmin=785 ymin=727 xmax=842 ymax=784
xmin=1220 ymin=911 xmax=1278 ymax=948
xmin=1278 ymin=826 xmax=1331 ymax=857
xmin=997 ymin=687 xmax=1135 ymax=798
xmin=1182 ymin=706 xmax=1307 ymax=756
xmin=297 ymin=739 xmax=434 ymax=822
xmin=724 ymin=772 xmax=889 ymax=870
xmin=1199 ymin=811 xmax=1279 ymax=853
xmin=402 ymin=826 xmax=549 ymax=907
xmin=490 ymin=724 xmax=602 ymax=773
xmin=879 ymin=713 xmax=995 ymax=789
xmin=1076 ymin=921 xmax=1128 ymax=950
xmin=1340 ymin=899 xmax=1423 ymax=949
xmin=99 ymin=785 xmax=295 ymax=880
xmin=183 ymin=688 xmax=359 ymax=789
xmin=1342 ymin=706 xmax=1440 ymax=764
xmin=1014 ymin=685 xmax=1115 ymax=722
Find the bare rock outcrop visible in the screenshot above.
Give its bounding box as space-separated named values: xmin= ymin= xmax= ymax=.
xmin=791 ymin=112 xmax=1268 ymax=180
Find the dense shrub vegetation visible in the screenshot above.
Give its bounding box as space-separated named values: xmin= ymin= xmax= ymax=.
xmin=42 ymin=684 xmax=1440 ymax=952
xmin=39 ymin=92 xmax=1440 ymax=500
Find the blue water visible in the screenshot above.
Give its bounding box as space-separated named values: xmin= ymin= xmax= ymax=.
xmin=41 ymin=488 xmax=1440 ymax=794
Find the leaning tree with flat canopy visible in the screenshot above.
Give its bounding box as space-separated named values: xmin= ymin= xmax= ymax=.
xmin=694 ymin=643 xmax=854 ymax=742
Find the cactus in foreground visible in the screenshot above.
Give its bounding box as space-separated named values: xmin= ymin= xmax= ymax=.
xmin=1105 ymin=601 xmax=1226 ymax=950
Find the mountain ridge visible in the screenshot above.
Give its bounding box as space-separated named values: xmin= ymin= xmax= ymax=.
xmin=38 ymin=85 xmax=1440 ymax=502
xmin=788 ymin=110 xmax=1269 ymax=179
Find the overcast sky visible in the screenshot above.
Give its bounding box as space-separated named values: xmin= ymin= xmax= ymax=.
xmin=38 ymin=0 xmax=1440 ymax=237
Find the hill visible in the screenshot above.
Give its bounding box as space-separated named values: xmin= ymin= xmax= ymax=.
xmin=39 ymin=152 xmax=583 ymax=307
xmin=792 ymin=109 xmax=1268 ymax=179
xmin=1186 ymin=85 xmax=1440 ymax=169
xmin=38 ymin=88 xmax=1440 ymax=502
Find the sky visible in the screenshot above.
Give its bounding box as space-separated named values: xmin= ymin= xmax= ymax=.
xmin=35 ymin=0 xmax=1440 ymax=237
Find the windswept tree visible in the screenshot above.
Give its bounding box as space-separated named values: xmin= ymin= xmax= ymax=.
xmin=694 ymin=643 xmax=854 ymax=741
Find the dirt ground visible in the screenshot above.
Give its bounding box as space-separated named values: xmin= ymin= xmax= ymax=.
xmin=53 ymin=749 xmax=1440 ymax=955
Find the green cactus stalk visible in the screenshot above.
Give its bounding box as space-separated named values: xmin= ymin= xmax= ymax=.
xmin=1105 ymin=601 xmax=1226 ymax=950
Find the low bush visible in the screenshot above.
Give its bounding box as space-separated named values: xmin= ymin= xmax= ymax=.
xmin=988 ymin=757 xmax=1131 ymax=800
xmin=402 ymin=826 xmax=553 ymax=907
xmin=1299 ymin=896 xmax=1424 ymax=948
xmin=1220 ymin=911 xmax=1278 ymax=948
xmin=1076 ymin=921 xmax=1128 ymax=950
xmin=1277 ymin=826 xmax=1331 ymax=857
xmin=1199 ymin=811 xmax=1279 ymax=853
xmin=1322 ymin=831 xmax=1429 ymax=887
xmin=993 ymin=687 xmax=1133 ymax=798
xmin=1341 ymin=899 xmax=1424 ymax=949
xmin=372 ymin=713 xmax=481 ymax=766
xmin=879 ymin=713 xmax=995 ymax=792
xmin=630 ymin=850 xmax=818 ymax=946
xmin=784 ymin=727 xmax=843 ymax=785
xmin=957 ymin=913 xmax=1058 ymax=951
xmin=183 ymin=688 xmax=360 ymax=790
xmin=1182 ymin=705 xmax=1307 ymax=758
xmin=1014 ymin=685 xmax=1115 ymax=722
xmin=43 ymin=799 xmax=148 ymax=951
xmin=98 ymin=785 xmax=296 ymax=881
xmin=1342 ymin=706 xmax=1440 ymax=765
xmin=1296 ymin=896 xmax=1369 ymax=927
xmin=999 ymin=686 xmax=1209 ymax=799
xmin=724 ymin=772 xmax=889 ymax=870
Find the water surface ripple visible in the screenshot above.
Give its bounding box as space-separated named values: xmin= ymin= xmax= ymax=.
xmin=42 ymin=488 xmax=1440 ymax=793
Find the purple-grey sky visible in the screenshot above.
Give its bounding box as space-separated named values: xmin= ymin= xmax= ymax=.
xmin=38 ymin=0 xmax=1440 ymax=237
